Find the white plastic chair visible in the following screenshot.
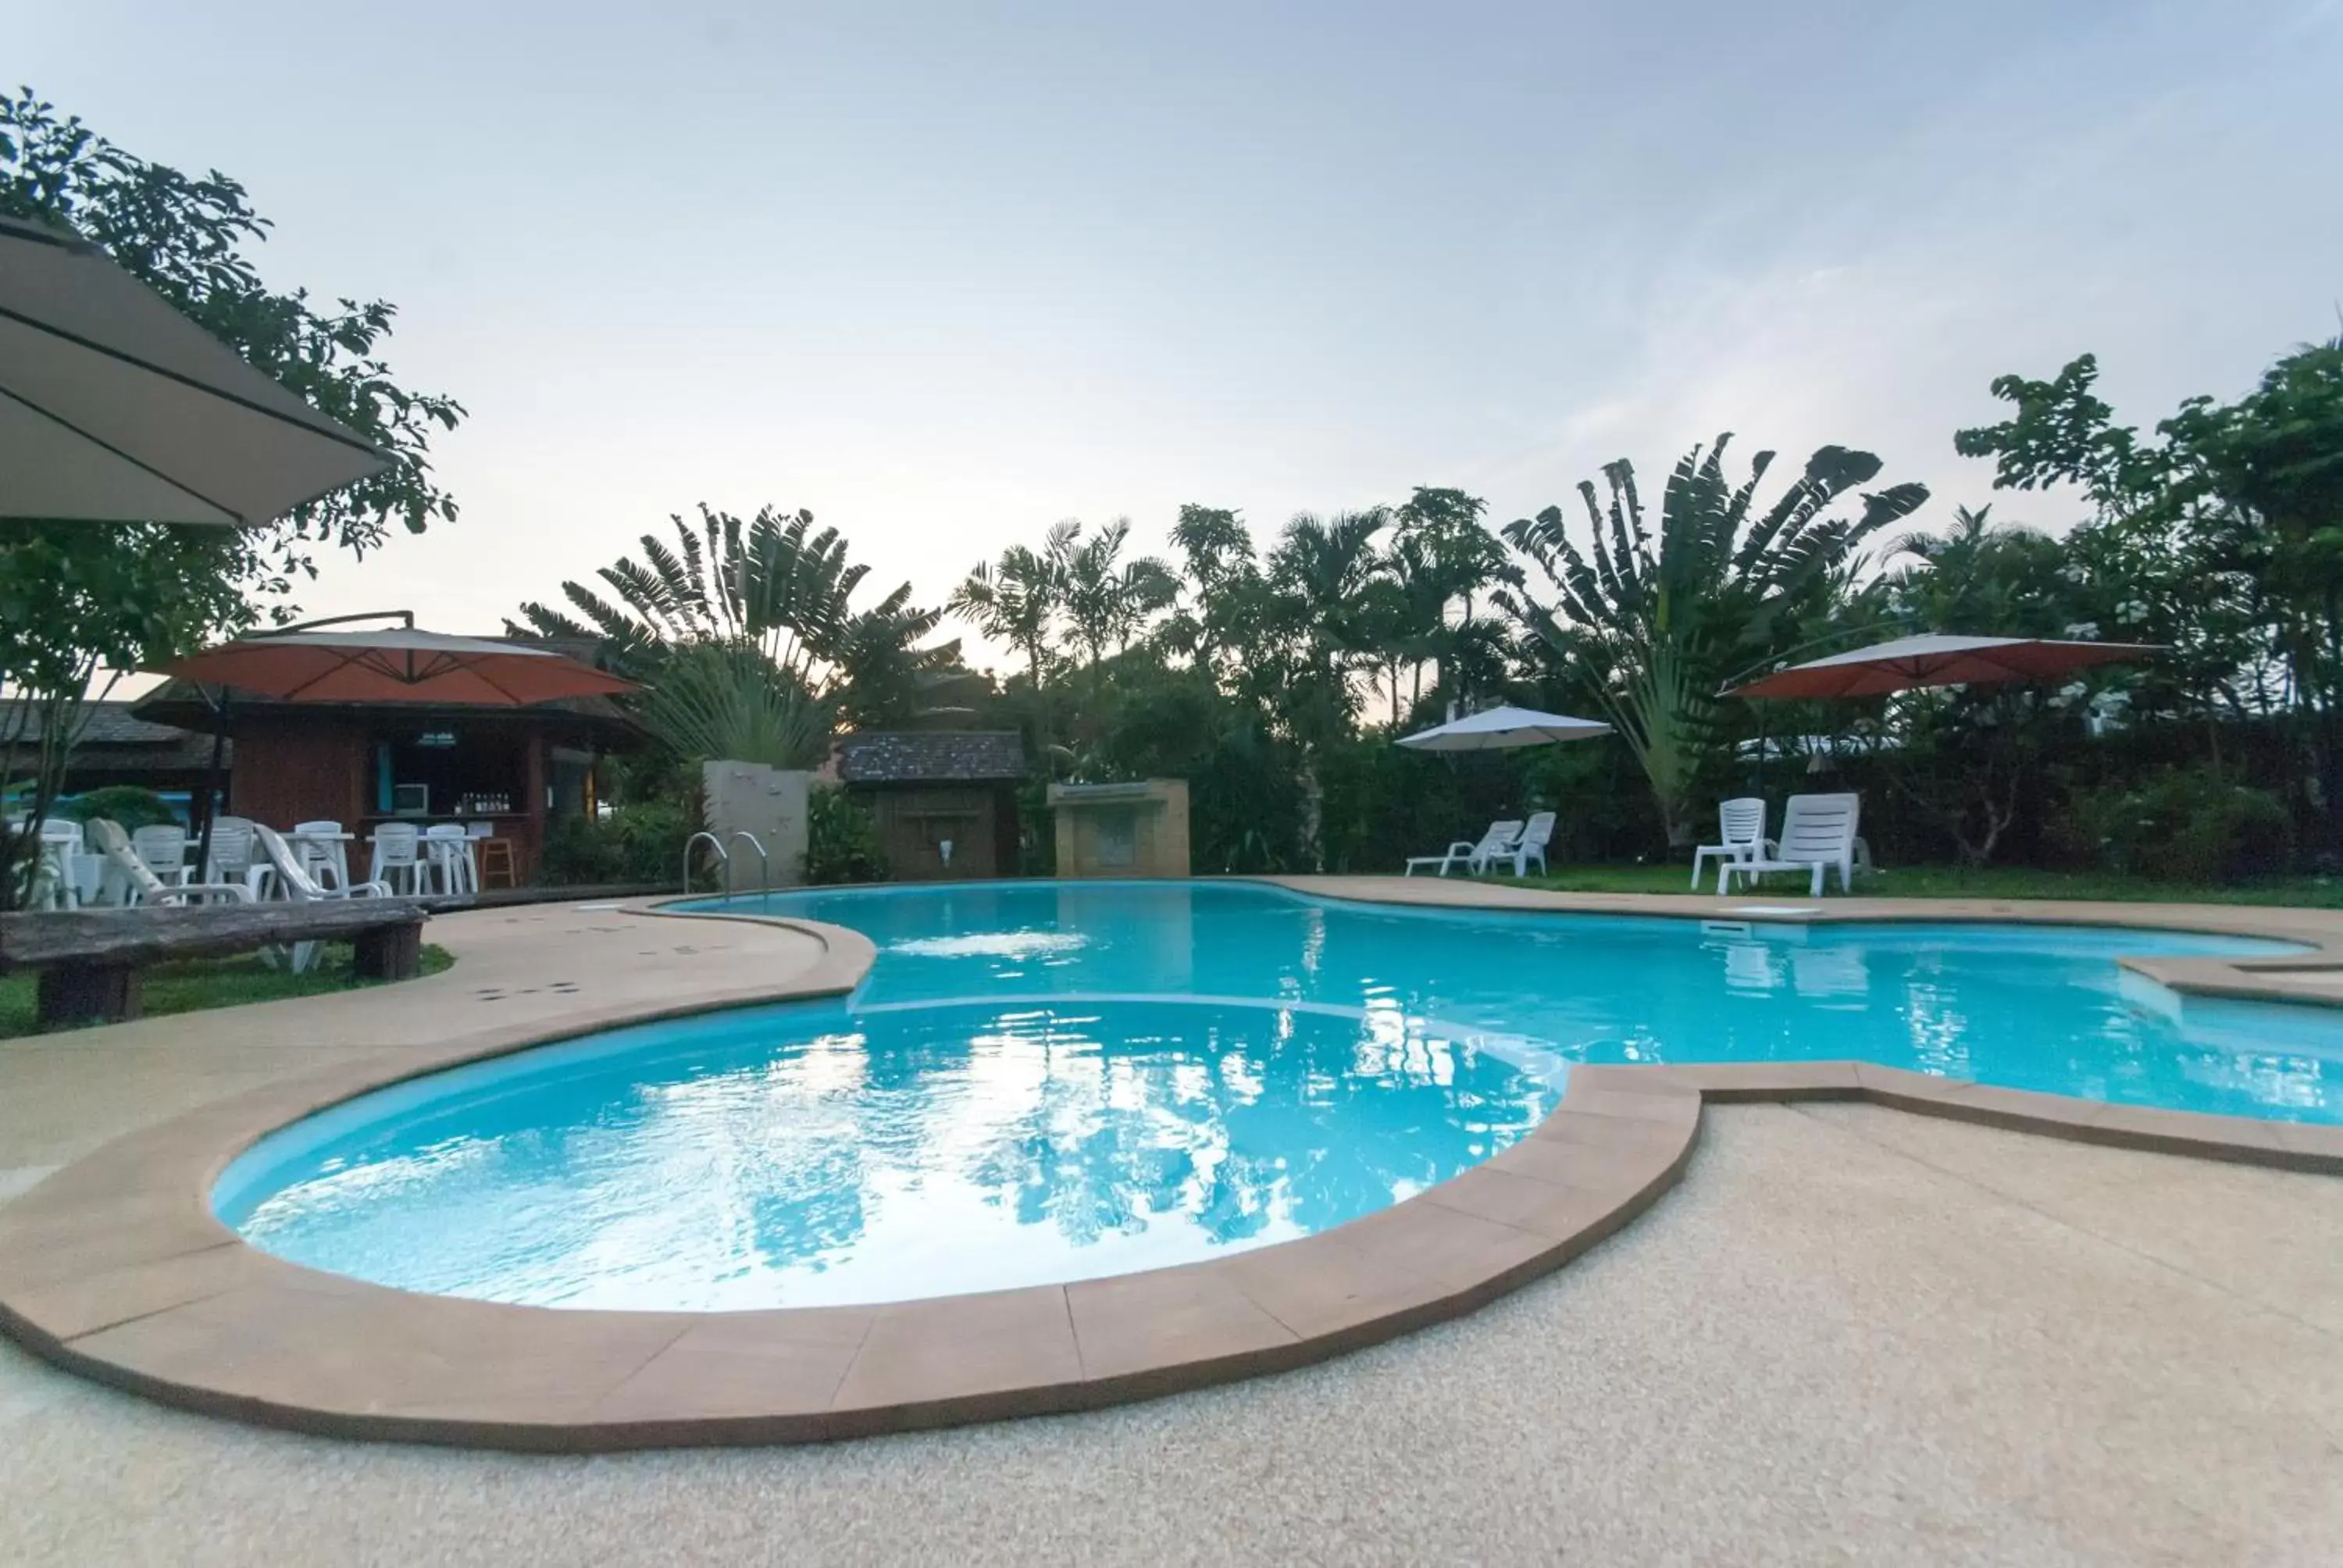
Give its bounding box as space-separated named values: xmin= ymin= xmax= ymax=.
xmin=1404 ymin=819 xmax=1521 ymax=877
xmin=131 ymin=824 xmax=191 ymax=889
xmin=203 ymin=816 xmax=258 ymax=884
xmin=86 ymin=819 xmax=254 ymax=907
xmin=1718 ymin=793 xmax=1862 ymax=897
xmin=369 ymin=823 xmax=426 ymax=894
xmin=291 ymin=820 xmax=351 ymax=892
xmin=1692 ymin=797 xmax=1771 ymax=890
xmin=33 ymin=818 xmax=84 ymax=909
xmin=1492 ymin=811 xmax=1556 ymax=877
xmin=423 ymin=823 xmax=477 ymax=896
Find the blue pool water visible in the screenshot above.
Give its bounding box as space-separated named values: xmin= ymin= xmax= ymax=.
xmin=217 ymin=882 xmax=2339 ymax=1310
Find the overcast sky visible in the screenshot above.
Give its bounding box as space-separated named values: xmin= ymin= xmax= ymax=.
xmin=17 ymin=1 xmax=2343 ymax=668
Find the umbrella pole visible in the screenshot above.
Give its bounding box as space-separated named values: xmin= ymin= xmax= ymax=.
xmin=194 ymin=689 xmax=230 ymax=877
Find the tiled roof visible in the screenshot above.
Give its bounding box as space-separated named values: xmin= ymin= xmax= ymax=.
xmin=0 ymin=700 xmax=197 ymax=747
xmin=837 ymin=730 xmax=1026 ymax=785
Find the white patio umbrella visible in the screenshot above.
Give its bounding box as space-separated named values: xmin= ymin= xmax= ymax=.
xmin=0 ymin=212 xmax=387 ymax=526
xmin=1396 ymin=704 xmax=1611 ymax=752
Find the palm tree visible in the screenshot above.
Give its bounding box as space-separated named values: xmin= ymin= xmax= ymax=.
xmin=949 ymin=522 xmax=1074 ymax=695
xmin=1267 ymin=509 xmax=1388 ymax=746
xmin=1264 ymin=508 xmax=1390 ymax=868
xmin=1346 ymin=488 xmax=1514 ymax=726
xmin=1060 ymin=519 xmax=1179 ymax=670
xmin=948 ymin=520 xmax=1085 ymax=761
xmin=1497 ymin=437 xmax=1928 ymax=846
xmin=1371 ymin=528 xmax=1480 ymax=725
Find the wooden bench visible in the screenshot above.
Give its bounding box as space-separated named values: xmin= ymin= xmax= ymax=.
xmin=0 ymin=900 xmax=432 ymax=1030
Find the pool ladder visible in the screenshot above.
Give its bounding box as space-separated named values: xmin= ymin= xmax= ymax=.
xmin=681 ymin=831 xmax=771 ymax=901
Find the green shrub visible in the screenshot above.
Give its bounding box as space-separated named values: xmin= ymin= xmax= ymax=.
xmin=55 ymin=785 xmax=178 ymax=832
xmin=538 ymin=797 xmax=694 ymax=886
xmin=2062 ymin=765 xmax=2294 ymax=883
xmin=804 ymin=786 xmax=888 ymax=885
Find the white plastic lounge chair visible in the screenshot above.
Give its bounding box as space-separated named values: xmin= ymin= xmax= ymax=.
xmin=251 ymin=825 xmax=394 ymax=972
xmin=1492 ymin=811 xmax=1556 ymax=877
xmin=1405 ymin=819 xmax=1521 ymax=878
xmin=1691 ymin=796 xmax=1769 ymax=890
xmin=254 ymin=825 xmax=392 ymax=903
xmin=1717 ymin=793 xmax=1861 ymax=897
xmin=86 ymin=819 xmax=254 ymax=907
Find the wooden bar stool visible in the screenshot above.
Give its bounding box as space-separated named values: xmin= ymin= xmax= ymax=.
xmin=476 ymin=838 xmax=519 ymax=889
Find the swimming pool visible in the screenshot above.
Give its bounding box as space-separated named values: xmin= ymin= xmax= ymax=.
xmin=215 ymin=882 xmax=2340 ymax=1312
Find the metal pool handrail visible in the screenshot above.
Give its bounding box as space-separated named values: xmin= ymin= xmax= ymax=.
xmin=683 ymin=831 xmax=727 ymax=898
xmin=727 ymin=832 xmax=769 ymax=895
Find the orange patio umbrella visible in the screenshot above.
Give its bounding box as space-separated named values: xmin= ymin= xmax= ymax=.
xmin=156 ymin=619 xmax=636 ymax=875
xmin=162 ymin=627 xmax=637 ymax=706
xmin=1724 ymin=633 xmax=2162 ymax=701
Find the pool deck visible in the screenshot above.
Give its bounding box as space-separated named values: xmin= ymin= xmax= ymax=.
xmin=2 ymin=882 xmax=2341 ymax=1486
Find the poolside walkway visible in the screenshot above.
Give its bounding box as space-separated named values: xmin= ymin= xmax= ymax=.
xmin=3 ymin=892 xmax=2341 ymax=1563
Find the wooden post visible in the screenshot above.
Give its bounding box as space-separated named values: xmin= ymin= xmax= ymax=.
xmin=523 ymin=730 xmax=547 ymax=884
xmin=36 ymin=964 xmax=143 ymax=1028
xmin=351 ymin=920 xmax=423 ymax=981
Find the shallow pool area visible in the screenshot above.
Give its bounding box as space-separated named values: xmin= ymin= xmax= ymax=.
xmin=215 ymin=882 xmax=2341 ymax=1312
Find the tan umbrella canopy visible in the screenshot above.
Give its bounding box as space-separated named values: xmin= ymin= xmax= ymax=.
xmin=1724 ymin=634 xmax=2162 ymax=700
xmin=161 ymin=627 xmax=637 ymax=705
xmin=1397 ymin=704 xmax=1611 ymax=751
xmin=0 ymin=212 xmax=387 ymax=526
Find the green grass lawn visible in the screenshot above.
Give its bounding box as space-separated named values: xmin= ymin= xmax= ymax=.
xmin=1510 ymin=861 xmax=2343 ymax=907
xmin=0 ymin=943 xmax=455 ymax=1041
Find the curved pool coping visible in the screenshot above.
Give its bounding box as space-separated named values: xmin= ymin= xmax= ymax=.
xmin=2 ymin=878 xmax=2341 ymax=1451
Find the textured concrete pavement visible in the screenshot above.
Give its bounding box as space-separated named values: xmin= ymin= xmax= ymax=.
xmin=4 ymin=1100 xmax=2338 ymax=1566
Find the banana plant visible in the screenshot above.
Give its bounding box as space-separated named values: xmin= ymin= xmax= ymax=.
xmin=636 ymin=640 xmax=833 ymax=771
xmin=1496 ymin=435 xmax=1928 ymax=845
xmin=511 ymin=502 xmax=954 ymax=730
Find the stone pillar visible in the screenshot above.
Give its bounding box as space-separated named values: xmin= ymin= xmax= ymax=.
xmin=1045 ymin=779 xmax=1190 ymax=878
xmin=700 ymin=761 xmax=811 ymax=889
